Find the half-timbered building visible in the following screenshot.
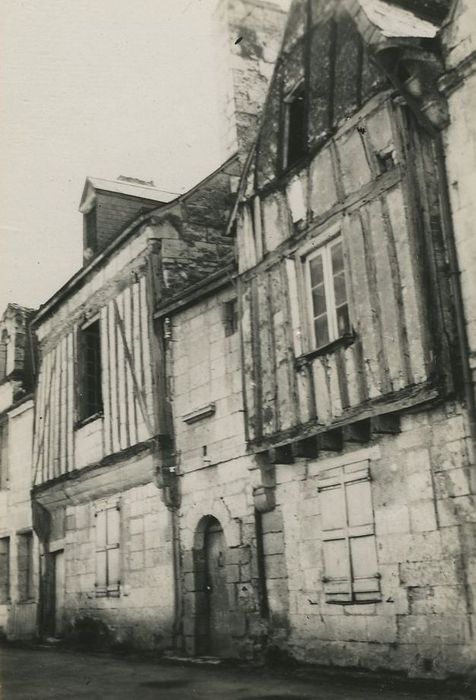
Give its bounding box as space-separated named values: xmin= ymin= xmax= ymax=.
xmin=30 ymin=0 xmax=286 ymax=650
xmin=225 ymin=0 xmax=476 ymax=678
xmin=24 ymin=0 xmax=476 ymax=679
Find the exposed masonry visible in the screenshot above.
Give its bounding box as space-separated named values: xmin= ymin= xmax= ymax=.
xmin=6 ymin=0 xmax=475 ymax=682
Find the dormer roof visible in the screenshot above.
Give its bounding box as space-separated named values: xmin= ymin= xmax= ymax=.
xmin=79 ymin=176 xmax=178 ymax=214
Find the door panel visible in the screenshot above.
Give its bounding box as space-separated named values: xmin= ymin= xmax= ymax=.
xmin=205 ymin=522 xmax=233 ymax=657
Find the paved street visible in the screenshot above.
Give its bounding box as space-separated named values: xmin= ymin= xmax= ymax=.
xmin=0 ymin=646 xmax=473 ymax=700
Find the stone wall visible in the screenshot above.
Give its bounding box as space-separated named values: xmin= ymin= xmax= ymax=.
xmin=170 ymin=283 xmax=263 ymax=657
xmin=268 ymin=400 xmax=475 ymax=677
xmin=62 ymin=482 xmax=174 ymax=650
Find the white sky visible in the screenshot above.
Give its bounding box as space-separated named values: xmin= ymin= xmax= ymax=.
xmin=0 ymin=0 xmax=290 ymax=313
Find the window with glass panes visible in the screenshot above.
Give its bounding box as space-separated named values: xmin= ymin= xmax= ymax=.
xmin=306 ymin=236 xmax=350 ymax=349
xmin=95 ymin=505 xmax=120 ymax=597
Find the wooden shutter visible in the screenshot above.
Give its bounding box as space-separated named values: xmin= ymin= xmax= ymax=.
xmin=95 ymin=509 xmax=107 ymax=596
xmin=106 ymin=506 xmax=120 ymax=596
xmin=318 ymin=461 xmax=380 ymax=604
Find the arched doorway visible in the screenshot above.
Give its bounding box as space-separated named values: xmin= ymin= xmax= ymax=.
xmin=193 ymin=515 xmax=233 ymax=657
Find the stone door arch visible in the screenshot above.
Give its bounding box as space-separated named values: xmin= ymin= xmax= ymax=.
xmin=188 ymin=515 xmax=234 ymax=658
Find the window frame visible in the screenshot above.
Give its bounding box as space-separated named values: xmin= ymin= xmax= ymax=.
xmin=95 ymin=503 xmax=121 ymax=598
xmin=302 ymin=230 xmax=352 ymax=351
xmin=77 ymin=316 xmax=103 ymax=424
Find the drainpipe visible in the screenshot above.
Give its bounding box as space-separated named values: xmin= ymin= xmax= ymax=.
xmin=254 ymin=508 xmax=269 ymax=620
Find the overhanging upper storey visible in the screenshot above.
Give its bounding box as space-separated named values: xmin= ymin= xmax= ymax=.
xmin=229 ymin=0 xmax=459 ymax=454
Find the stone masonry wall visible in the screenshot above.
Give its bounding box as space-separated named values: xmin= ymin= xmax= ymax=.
xmin=63 ymin=482 xmax=174 ymax=650
xmin=269 ymin=400 xmax=475 ymax=678
xmin=170 ymin=284 xmax=263 ymax=657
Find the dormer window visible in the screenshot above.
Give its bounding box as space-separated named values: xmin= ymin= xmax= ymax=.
xmin=283 ymin=81 xmax=307 ymax=170
xmin=84 ymin=206 xmax=98 ymax=258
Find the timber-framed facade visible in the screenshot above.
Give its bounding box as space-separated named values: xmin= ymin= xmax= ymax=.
xmin=8 ymin=0 xmax=475 ymax=680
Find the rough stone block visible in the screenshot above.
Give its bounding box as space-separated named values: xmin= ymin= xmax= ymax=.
xmin=265 ymin=554 xmax=287 ymax=579
xmin=263 ymin=531 xmax=285 ymax=555
xmin=409 ymin=500 xmax=438 ymax=533
xmin=226 ymin=564 xmax=240 ymax=584
xmin=399 ymin=559 xmax=462 ymax=587
xmin=261 ymin=510 xmax=284 ymax=534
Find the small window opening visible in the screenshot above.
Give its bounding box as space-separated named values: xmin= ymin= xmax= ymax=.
xmin=284 ymin=82 xmax=307 ymax=170
xmin=223 ymin=299 xmax=239 ymax=336
xmin=78 ymin=319 xmax=103 ymax=421
xmin=0 ymin=420 xmax=8 ymax=490
xmin=84 ymin=207 xmax=98 ymax=255
xmin=376 ymin=149 xmax=396 ymax=174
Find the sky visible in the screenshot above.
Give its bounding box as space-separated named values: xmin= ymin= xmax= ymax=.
xmin=0 ymin=0 xmax=290 ymax=313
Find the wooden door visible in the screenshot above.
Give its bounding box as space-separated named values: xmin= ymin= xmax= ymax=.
xmin=53 ymin=550 xmax=64 ymax=637
xmin=205 ymin=521 xmax=232 ymax=657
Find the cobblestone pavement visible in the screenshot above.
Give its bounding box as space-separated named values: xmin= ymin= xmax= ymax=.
xmin=0 ymin=646 xmax=474 ymax=700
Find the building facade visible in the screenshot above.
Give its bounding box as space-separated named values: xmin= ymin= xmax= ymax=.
xmin=228 ymin=0 xmax=476 ymax=678
xmin=30 ymin=0 xmax=286 ymax=650
xmin=19 ymin=0 xmax=476 ymax=680
xmin=0 ymin=304 xmax=38 ymax=640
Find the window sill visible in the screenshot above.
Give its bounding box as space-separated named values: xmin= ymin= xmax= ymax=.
xmin=326 ymin=597 xmax=382 ymax=605
xmin=295 ymin=333 xmax=356 ymax=368
xmin=74 ymin=412 xmax=104 ymax=431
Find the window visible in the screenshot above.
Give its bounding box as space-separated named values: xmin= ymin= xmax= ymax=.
xmin=0 ymin=420 xmax=8 ymax=490
xmin=0 ymin=537 xmax=10 ymax=603
xmin=84 ymin=207 xmax=98 ymax=254
xmin=95 ymin=505 xmax=120 ymax=597
xmin=223 ymin=299 xmax=238 ymax=337
xmin=318 ymin=462 xmax=380 ymax=604
xmin=78 ymin=318 xmax=103 ymax=421
xmin=17 ymin=531 xmax=34 ymax=601
xmin=305 ymin=236 xmax=350 ymax=349
xmin=0 ymin=329 xmax=8 ymax=381
xmin=283 ymin=82 xmax=307 ymax=169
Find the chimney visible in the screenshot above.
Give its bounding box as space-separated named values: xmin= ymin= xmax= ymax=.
xmin=212 ymin=0 xmax=288 ymax=163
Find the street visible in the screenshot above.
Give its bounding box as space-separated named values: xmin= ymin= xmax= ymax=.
xmin=0 ymin=646 xmax=473 ymax=700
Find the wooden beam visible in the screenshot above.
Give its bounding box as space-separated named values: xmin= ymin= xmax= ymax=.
xmin=291 ymin=436 xmax=319 ymax=459
xmin=268 ymin=444 xmax=295 ymax=464
xmin=343 ymin=419 xmax=371 ymax=444
xmin=370 ymin=414 xmax=400 ymax=435
xmin=317 ymin=428 xmax=343 ymax=452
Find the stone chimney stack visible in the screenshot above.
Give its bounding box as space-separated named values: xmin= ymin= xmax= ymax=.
xmin=212 ymin=0 xmax=288 ymax=163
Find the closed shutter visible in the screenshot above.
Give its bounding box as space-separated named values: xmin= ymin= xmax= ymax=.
xmin=95 ymin=505 xmax=120 ymax=597
xmin=318 ymin=461 xmax=380 ymax=604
